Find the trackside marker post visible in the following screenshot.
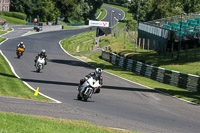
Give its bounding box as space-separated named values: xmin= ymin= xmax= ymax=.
xmin=34 ymin=87 xmax=39 ymax=96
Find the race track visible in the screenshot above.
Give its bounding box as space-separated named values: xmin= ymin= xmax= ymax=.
xmin=0 ymin=5 xmax=200 ymax=133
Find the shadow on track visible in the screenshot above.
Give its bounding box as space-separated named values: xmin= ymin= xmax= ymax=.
xmin=49 ymin=59 xmax=94 ymax=69
xmin=31 ymin=71 xmax=44 ymax=73
xmin=20 ymin=78 xmax=159 ymax=93
xmin=74 ymin=99 xmax=95 ymax=102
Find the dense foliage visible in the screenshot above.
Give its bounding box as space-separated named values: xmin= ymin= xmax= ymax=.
xmin=104 ymin=0 xmax=200 ymax=21
xmin=10 ymin=0 xmax=103 ymax=23
xmin=10 ymin=0 xmax=200 ymax=23
xmin=1 ymin=11 xmax=27 ymax=20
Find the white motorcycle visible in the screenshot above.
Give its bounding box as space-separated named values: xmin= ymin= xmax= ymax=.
xmin=35 ymin=56 xmax=45 ymax=72
xmin=77 ymin=77 xmax=101 ymax=101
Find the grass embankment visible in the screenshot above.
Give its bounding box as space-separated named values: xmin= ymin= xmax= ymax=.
xmin=61 ymin=31 xmax=200 ymax=104
xmin=115 ymin=48 xmax=200 ymax=76
xmin=0 ymin=112 xmax=134 ymax=133
xmin=61 ymin=21 xmax=88 ymax=30
xmin=61 ymin=30 xmax=96 ymax=53
xmin=98 ymin=32 xmax=200 ymax=76
xmin=0 ymin=15 xmax=27 ymax=25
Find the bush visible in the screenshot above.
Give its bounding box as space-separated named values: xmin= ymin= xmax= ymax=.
xmin=1 ymin=11 xmax=27 ymax=20
xmin=0 ymin=15 xmax=27 ymax=25
xmin=127 ymin=19 xmax=137 ymax=31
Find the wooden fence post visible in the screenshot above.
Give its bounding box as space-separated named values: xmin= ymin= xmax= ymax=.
xmin=139 ymin=38 xmax=141 ymax=49
xmin=143 ymin=38 xmax=145 ymax=50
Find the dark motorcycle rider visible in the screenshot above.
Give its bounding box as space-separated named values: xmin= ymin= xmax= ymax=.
xmin=34 ymin=49 xmax=47 ymax=66
xmin=78 ymin=68 xmax=103 ymax=94
xmin=16 ymin=42 xmax=25 ymax=55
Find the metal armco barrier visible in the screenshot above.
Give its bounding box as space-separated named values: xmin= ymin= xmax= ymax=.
xmin=102 ymin=50 xmax=200 ymax=92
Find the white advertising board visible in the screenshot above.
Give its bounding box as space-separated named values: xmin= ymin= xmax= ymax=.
xmin=89 ymin=20 xmax=109 ymax=27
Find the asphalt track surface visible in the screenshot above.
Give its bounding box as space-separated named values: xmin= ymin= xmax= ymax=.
xmin=102 ymin=5 xmax=125 ymax=27
xmin=1 ymin=6 xmax=200 ymax=133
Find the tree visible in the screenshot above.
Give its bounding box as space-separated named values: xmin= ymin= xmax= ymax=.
xmin=182 ymin=0 xmax=200 ymax=13
xmin=40 ymin=0 xmax=56 ymax=22
xmin=69 ymin=0 xmax=103 ymax=23
xmin=54 ymin=0 xmax=77 ymax=19
xmin=130 ymin=0 xmax=150 ymax=22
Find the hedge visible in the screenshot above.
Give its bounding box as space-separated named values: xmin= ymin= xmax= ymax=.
xmin=0 ymin=11 xmax=27 ymax=20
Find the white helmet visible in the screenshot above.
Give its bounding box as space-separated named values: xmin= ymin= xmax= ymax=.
xmin=20 ymin=42 xmax=23 ymax=45
xmin=41 ymin=49 xmax=46 ymax=53
xmin=95 ymin=68 xmax=102 ymax=76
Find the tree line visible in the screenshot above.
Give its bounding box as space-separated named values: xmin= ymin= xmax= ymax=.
xmin=104 ymin=0 xmax=200 ymax=22
xmin=10 ymin=0 xmax=103 ymax=23
xmin=10 ymin=0 xmax=200 ymax=23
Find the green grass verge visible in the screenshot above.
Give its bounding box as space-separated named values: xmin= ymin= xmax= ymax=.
xmin=7 ymin=28 xmax=12 ymax=31
xmin=0 ymin=112 xmax=135 ymax=133
xmin=61 ymin=31 xmax=200 ymax=104
xmin=63 ymin=26 xmax=83 ymax=30
xmin=97 ymin=8 xmax=107 ymax=21
xmin=61 ymin=30 xmax=96 ymax=53
xmin=62 ymin=21 xmax=88 ymax=30
xmin=0 ymin=37 xmax=6 ymax=42
xmin=0 ymin=37 xmax=51 ymax=101
xmin=0 ymin=15 xmax=27 ymax=25
xmin=0 ymin=30 xmax=7 ymax=35
xmin=115 ymin=48 xmax=200 ymax=76
xmin=0 ymin=28 xmax=12 ymax=35
xmin=95 ymin=8 xmax=101 ymax=18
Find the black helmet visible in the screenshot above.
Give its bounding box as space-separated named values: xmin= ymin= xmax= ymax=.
xmin=95 ymin=68 xmax=102 ymax=76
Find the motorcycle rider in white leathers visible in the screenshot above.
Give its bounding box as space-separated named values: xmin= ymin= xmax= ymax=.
xmin=78 ymin=68 xmax=103 ymax=94
xmin=34 ymin=49 xmax=47 ymax=66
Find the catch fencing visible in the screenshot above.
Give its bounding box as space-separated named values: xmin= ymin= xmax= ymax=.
xmin=102 ymin=50 xmax=200 ymax=92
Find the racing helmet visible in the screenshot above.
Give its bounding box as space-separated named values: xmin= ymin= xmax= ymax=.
xmin=95 ymin=68 xmax=102 ymax=77
xmin=20 ymin=42 xmax=23 ymax=45
xmin=41 ymin=49 xmax=46 ymax=53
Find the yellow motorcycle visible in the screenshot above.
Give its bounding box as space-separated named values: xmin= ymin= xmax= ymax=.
xmin=16 ymin=48 xmax=24 ymax=58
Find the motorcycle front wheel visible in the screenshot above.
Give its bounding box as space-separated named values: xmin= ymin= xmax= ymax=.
xmin=77 ymin=93 xmax=82 ymax=100
xmin=17 ymin=53 xmax=21 ymax=58
xmin=36 ymin=67 xmax=40 ymax=72
xmin=83 ymin=96 xmax=89 ymax=101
